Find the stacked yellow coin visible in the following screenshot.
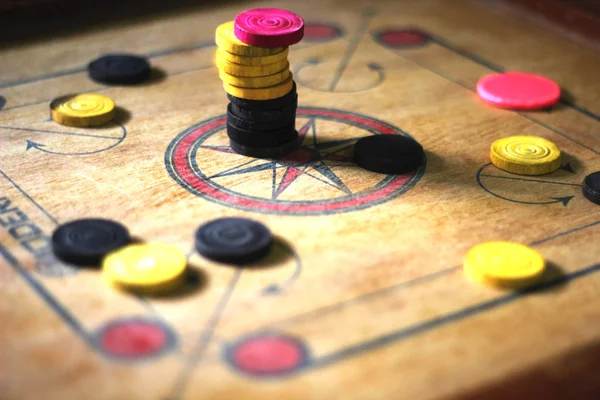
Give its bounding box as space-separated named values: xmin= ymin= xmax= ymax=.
xmin=103 ymin=243 xmax=187 ymax=295
xmin=464 ymin=241 xmax=546 ymax=290
xmin=214 ymin=18 xmax=302 ymax=158
xmin=215 ymin=21 xmax=293 ymax=99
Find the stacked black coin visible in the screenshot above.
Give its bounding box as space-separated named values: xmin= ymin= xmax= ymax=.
xmin=226 ymin=83 xmax=299 ymax=158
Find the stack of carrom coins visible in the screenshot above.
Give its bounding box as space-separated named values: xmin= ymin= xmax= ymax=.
xmin=215 ymin=8 xmax=304 ymax=158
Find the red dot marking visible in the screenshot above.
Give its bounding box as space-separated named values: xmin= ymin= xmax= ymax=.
xmin=376 ymin=29 xmax=429 ymax=48
xmin=476 ymin=72 xmax=561 ymax=110
xmin=232 ymin=334 xmax=306 ymax=375
xmin=303 ymin=23 xmax=342 ymax=42
xmin=99 ymin=320 xmax=169 ymax=358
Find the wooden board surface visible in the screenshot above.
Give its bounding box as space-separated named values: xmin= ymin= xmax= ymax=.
xmin=505 ymin=0 xmax=600 ymax=42
xmin=1 ymin=1 xmax=600 ymax=399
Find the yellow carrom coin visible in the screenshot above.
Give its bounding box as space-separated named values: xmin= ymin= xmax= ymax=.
xmin=216 ymin=52 xmax=289 ymax=77
xmin=217 ymin=47 xmax=289 ymax=66
xmin=223 ymin=73 xmax=294 ymax=100
xmin=215 ymin=21 xmax=284 ymax=56
xmin=103 ymin=243 xmax=187 ymax=295
xmin=464 ymin=241 xmax=546 ymax=289
xmin=490 ymin=135 xmax=561 ymax=175
xmin=219 ymin=68 xmax=291 ymax=89
xmin=50 ymin=93 xmax=116 ymax=127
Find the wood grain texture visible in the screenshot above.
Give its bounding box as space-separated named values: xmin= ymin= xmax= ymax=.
xmin=1 ymin=1 xmax=600 ymax=399
xmin=504 ymin=0 xmax=600 ymax=42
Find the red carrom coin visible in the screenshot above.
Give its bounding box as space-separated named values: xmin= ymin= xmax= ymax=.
xmin=476 ymin=71 xmax=561 ymax=110
xmin=234 ymin=8 xmax=304 ymax=48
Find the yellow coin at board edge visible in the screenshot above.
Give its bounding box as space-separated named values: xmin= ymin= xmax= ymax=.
xmin=219 ymin=68 xmax=291 ymax=89
xmin=215 ymin=21 xmax=285 ymax=56
xmin=463 ymin=241 xmax=546 ymax=289
xmin=463 ymin=257 xmax=517 ymax=289
xmin=216 ymin=53 xmax=289 ymax=78
xmin=102 ymin=243 xmax=187 ymax=295
xmin=490 ymin=135 xmax=561 ymax=175
xmin=217 ymin=47 xmax=289 ymax=66
xmin=50 ymin=93 xmax=115 ymax=127
xmin=223 ymin=74 xmax=294 ymax=100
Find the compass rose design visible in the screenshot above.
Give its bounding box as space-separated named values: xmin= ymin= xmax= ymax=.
xmin=165 ymin=107 xmax=425 ymax=215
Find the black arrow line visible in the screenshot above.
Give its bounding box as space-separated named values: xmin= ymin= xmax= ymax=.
xmin=26 ymin=140 xmax=45 ymax=151
xmin=477 ymin=165 xmax=577 ymax=206
xmin=479 ymin=174 xmax=582 ymax=187
xmin=550 ymin=196 xmax=575 ymax=206
xmin=261 ymin=265 xmax=302 ymax=295
xmin=559 ymin=162 xmax=576 ymax=174
xmin=260 ymin=242 xmax=303 ymax=295
xmin=1 ymin=125 xmax=121 ymax=140
xmin=22 ymin=123 xmax=126 ymax=155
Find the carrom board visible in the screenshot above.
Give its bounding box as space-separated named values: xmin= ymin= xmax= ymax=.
xmin=1 ymin=1 xmax=600 ymax=399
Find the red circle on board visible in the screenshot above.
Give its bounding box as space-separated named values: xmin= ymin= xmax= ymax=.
xmin=231 ymin=334 xmax=307 ymax=375
xmin=99 ymin=319 xmax=170 ymax=358
xmin=476 ymin=72 xmax=561 ymax=110
xmin=303 ymin=23 xmax=342 ymax=41
xmin=166 ymin=107 xmax=424 ymax=216
xmin=375 ymin=29 xmax=430 ymax=48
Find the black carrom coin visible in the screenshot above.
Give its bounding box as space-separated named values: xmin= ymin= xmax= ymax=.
xmin=229 ymin=101 xmax=297 ymax=123
xmin=583 ymin=171 xmax=600 ymax=205
xmin=230 ymin=132 xmax=299 ymax=159
xmin=227 ymin=103 xmax=295 ymax=131
xmin=88 ymin=54 xmax=151 ymax=85
xmin=227 ymin=122 xmax=297 ymax=147
xmin=195 ymin=217 xmax=273 ymax=264
xmin=354 ymin=134 xmax=425 ymax=174
xmin=51 ymin=218 xmax=131 ymax=266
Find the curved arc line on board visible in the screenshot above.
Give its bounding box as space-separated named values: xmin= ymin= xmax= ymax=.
xmin=476 ymin=163 xmax=575 ymax=206
xmin=294 ymin=58 xmax=385 ymax=93
xmin=23 ymin=123 xmax=127 ymax=156
xmin=259 ymin=240 xmax=303 ymax=295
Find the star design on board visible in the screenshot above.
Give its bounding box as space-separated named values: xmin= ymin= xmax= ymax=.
xmin=198 ymin=119 xmax=360 ymax=199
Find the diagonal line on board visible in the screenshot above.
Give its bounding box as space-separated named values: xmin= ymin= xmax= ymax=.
xmin=167 ymin=269 xmax=242 ymax=399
